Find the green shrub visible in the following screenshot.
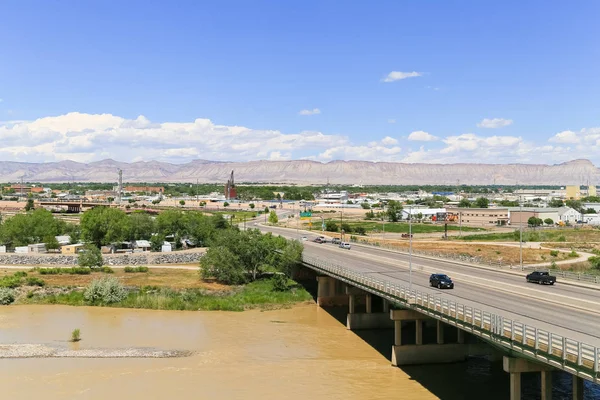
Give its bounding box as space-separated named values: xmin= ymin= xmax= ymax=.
xmin=84 ymin=276 xmax=127 ymax=304
xmin=272 ymin=274 xmax=290 ymax=292
xmin=101 ymin=266 xmax=114 ymax=274
xmin=0 ymin=275 xmax=23 ymax=288
xmin=0 ymin=288 xmax=15 ymax=305
xmin=78 ymin=245 xmax=103 ymax=268
xmin=26 ymin=277 xmax=46 ymax=287
xmin=550 ymin=250 xmax=559 ymax=257
xmin=557 ymin=235 xmax=566 ymax=242
xmin=550 ymin=260 xmax=558 ymax=269
xmin=589 ymin=256 xmax=600 ymax=270
xmin=71 ymin=328 xmax=81 ymax=342
xmin=13 ymin=271 xmax=28 ymax=278
xmin=124 ymin=266 xmax=147 ymax=273
xmin=568 ymin=250 xmax=579 ymax=258
xmin=124 ymin=266 xmax=134 ymax=273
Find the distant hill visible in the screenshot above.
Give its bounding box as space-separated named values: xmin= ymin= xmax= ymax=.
xmin=0 ymin=159 xmax=598 ymax=185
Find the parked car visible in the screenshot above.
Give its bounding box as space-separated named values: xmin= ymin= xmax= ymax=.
xmin=429 ymin=274 xmax=454 ymax=289
xmin=339 ymin=242 xmax=351 ymax=250
xmin=313 ymin=238 xmax=324 ymax=243
xmin=526 ymin=271 xmax=556 ymax=285
xmin=401 ymin=234 xmax=414 ymax=238
xmin=332 ymin=238 xmax=341 ymax=244
xmin=301 ymin=236 xmax=307 ymax=241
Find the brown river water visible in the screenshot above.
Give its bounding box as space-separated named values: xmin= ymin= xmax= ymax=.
xmin=0 ymin=305 xmax=598 ymax=400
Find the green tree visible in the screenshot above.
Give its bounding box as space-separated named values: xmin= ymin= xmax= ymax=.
xmin=459 ymin=198 xmax=472 ymax=208
xmin=24 ymin=198 xmax=35 ymax=211
xmin=200 ymin=246 xmax=246 ymax=284
xmin=416 ymin=212 xmax=423 ymax=221
xmin=589 ymin=256 xmax=600 ymax=270
xmin=80 ymin=207 xmax=129 ymax=246
xmin=249 ymin=203 xmax=255 ymax=209
xmin=361 ymin=202 xmax=371 ymax=209
xmin=199 ymin=201 xmax=206 ymax=207
xmin=268 ymin=211 xmax=279 ymax=224
xmin=548 ymin=199 xmax=564 ymax=208
xmin=528 ymin=216 xmax=543 ymax=227
xmin=354 ymin=226 xmax=367 ymax=235
xmin=223 ymin=201 xmax=230 ymax=208
xmin=155 ymin=209 xmax=187 ymax=238
xmin=474 ymin=197 xmax=489 ymax=208
xmin=386 ymin=200 xmax=403 ymax=222
xmin=78 ymin=244 xmax=103 ymax=268
xmin=0 ymin=208 xmax=68 ymax=246
xmin=264 ymin=206 xmax=269 ymax=214
xmin=127 ymin=211 xmax=155 ymax=241
xmin=150 ymin=233 xmax=166 ymax=252
xmin=44 ymin=235 xmax=60 ymax=251
xmin=341 ymin=223 xmax=352 ymax=233
xmin=583 ymin=208 xmax=597 ymax=214
xmin=365 ymin=210 xmax=375 ymax=220
xmin=565 ymin=200 xmax=583 ymax=212
xmin=544 ymin=218 xmax=554 ymax=226
xmin=325 ymin=220 xmax=339 ymax=232
xmin=179 ymin=200 xmax=186 ymax=206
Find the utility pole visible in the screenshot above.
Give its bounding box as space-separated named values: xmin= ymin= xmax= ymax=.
xmin=459 ymin=211 xmax=462 ymax=237
xmin=340 ymin=209 xmax=344 ymax=242
xmin=409 ymin=205 xmax=413 ymax=292
xmin=519 ymin=203 xmax=523 ymax=271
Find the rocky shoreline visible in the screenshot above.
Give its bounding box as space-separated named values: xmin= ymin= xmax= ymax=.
xmin=0 ymin=344 xmax=192 ymax=358
xmin=0 ymin=249 xmax=205 ymax=266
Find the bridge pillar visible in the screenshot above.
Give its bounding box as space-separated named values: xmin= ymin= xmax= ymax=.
xmin=457 ymin=328 xmax=465 ymax=344
xmin=436 ymin=320 xmax=445 ymax=345
xmin=382 ymin=299 xmax=389 ymax=313
xmin=345 ymin=286 xmax=392 ymax=330
xmin=503 ymin=356 xmax=555 ymax=400
xmin=316 ymin=276 xmax=348 ymax=307
xmin=572 ymin=376 xmax=584 ymax=400
xmin=415 ymin=319 xmax=423 ymax=345
xmin=541 ymin=370 xmax=552 ymax=400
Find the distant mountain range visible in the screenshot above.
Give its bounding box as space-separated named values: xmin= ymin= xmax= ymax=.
xmin=0 ymin=159 xmax=598 ymax=185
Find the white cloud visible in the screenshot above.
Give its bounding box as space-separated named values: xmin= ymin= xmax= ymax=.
xmin=408 ymin=131 xmax=438 ymax=142
xmin=298 ymin=108 xmax=321 ymax=116
xmin=388 ymin=119 xmax=396 ymax=124
xmin=0 ymin=112 xmax=346 ymax=163
xmin=0 ymin=98 xmax=3 ymax=103
xmin=381 ymin=136 xmax=398 ymax=146
xmin=477 ymin=118 xmax=514 ymax=129
xmin=549 ymin=130 xmax=580 ymax=144
xmin=382 ymin=71 xmax=422 ymax=83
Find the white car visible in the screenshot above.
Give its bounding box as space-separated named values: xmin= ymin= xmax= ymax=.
xmin=301 ymin=236 xmax=308 ymax=241
xmin=339 ymin=242 xmax=351 ymax=250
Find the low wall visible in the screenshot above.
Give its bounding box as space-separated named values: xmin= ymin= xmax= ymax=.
xmin=0 ymin=249 xmax=205 ymax=266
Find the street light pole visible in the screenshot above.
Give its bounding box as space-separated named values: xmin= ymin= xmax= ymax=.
xmin=409 ymin=205 xmax=413 ymax=292
xmin=519 ymin=204 xmax=523 ymax=270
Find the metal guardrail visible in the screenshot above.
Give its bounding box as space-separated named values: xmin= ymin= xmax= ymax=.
xmin=302 ymin=254 xmax=599 ymax=384
xmin=349 ymin=238 xmax=600 ymax=285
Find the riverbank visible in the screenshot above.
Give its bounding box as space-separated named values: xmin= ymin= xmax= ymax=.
xmin=0 ymin=344 xmax=191 ymax=359
xmin=1 ymin=268 xmax=314 ymax=311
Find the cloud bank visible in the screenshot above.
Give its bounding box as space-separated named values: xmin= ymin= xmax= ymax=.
xmin=0 ymin=112 xmax=599 ymax=165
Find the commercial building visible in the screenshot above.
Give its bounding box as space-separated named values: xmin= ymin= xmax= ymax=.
xmin=448 ymin=208 xmax=509 ymax=227
xmin=508 ymin=208 xmax=560 ymax=226
xmin=124 ymin=186 xmax=165 ymax=194
xmin=558 ymin=207 xmax=581 ymax=224
xmin=582 ymin=214 xmax=600 ymax=225
xmin=61 ymin=244 xmax=85 ymax=254
xmin=565 ymin=185 xmax=581 ymax=200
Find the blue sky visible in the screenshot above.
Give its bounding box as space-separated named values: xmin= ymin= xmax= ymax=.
xmin=1 ymin=0 xmax=599 ymax=164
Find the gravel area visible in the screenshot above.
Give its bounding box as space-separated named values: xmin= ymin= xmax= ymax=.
xmin=0 ymin=344 xmax=192 ymax=358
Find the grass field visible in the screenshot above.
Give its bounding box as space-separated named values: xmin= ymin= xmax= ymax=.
xmin=21 ymin=278 xmax=313 ymax=311
xmin=333 ymin=221 xmax=484 ymax=234
xmin=458 ymin=227 xmax=600 ymax=242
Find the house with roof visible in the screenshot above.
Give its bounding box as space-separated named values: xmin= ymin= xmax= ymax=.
xmin=558 ymin=207 xmax=581 ymax=224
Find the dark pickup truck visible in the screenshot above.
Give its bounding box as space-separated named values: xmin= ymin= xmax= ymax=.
xmin=526 ymin=271 xmax=556 ymax=285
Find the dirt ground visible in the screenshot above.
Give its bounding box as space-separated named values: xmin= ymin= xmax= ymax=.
xmin=354 ymin=238 xmax=571 ymax=265
xmin=0 ymin=268 xmax=229 ymax=290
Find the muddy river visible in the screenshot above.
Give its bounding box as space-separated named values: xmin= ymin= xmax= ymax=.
xmin=0 ymin=305 xmax=597 ymax=399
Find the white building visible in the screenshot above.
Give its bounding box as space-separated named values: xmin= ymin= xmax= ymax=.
xmin=582 ymin=214 xmax=600 ymax=225
xmin=161 ymin=242 xmax=172 ymax=252
xmin=401 ymin=208 xmax=447 ymax=220
xmin=558 ymin=207 xmax=582 ymax=224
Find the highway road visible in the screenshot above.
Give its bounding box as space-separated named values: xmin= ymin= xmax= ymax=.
xmin=255 ymin=222 xmax=600 ymax=347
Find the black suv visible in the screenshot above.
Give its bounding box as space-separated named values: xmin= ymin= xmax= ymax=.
xmin=429 ymin=274 xmax=454 ymax=289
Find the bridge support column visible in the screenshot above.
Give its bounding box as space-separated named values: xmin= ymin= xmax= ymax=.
xmin=503 ymin=356 xmax=555 ymax=400
xmin=316 ymin=276 xmax=348 ymax=307
xmin=345 ymin=286 xmax=392 ymax=330
xmin=390 ymin=310 xmax=476 ymax=366
xmin=457 ymin=328 xmax=465 ymax=344
xmin=572 ymin=376 xmax=584 ymax=400
xmin=415 ymin=319 xmax=423 ymax=345
xmin=436 ymin=320 xmax=444 ymax=345
xmin=541 ymin=370 xmax=552 ymax=400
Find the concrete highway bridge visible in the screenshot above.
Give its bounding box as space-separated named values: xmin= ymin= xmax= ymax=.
xmin=257 ymin=223 xmax=600 ymax=400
